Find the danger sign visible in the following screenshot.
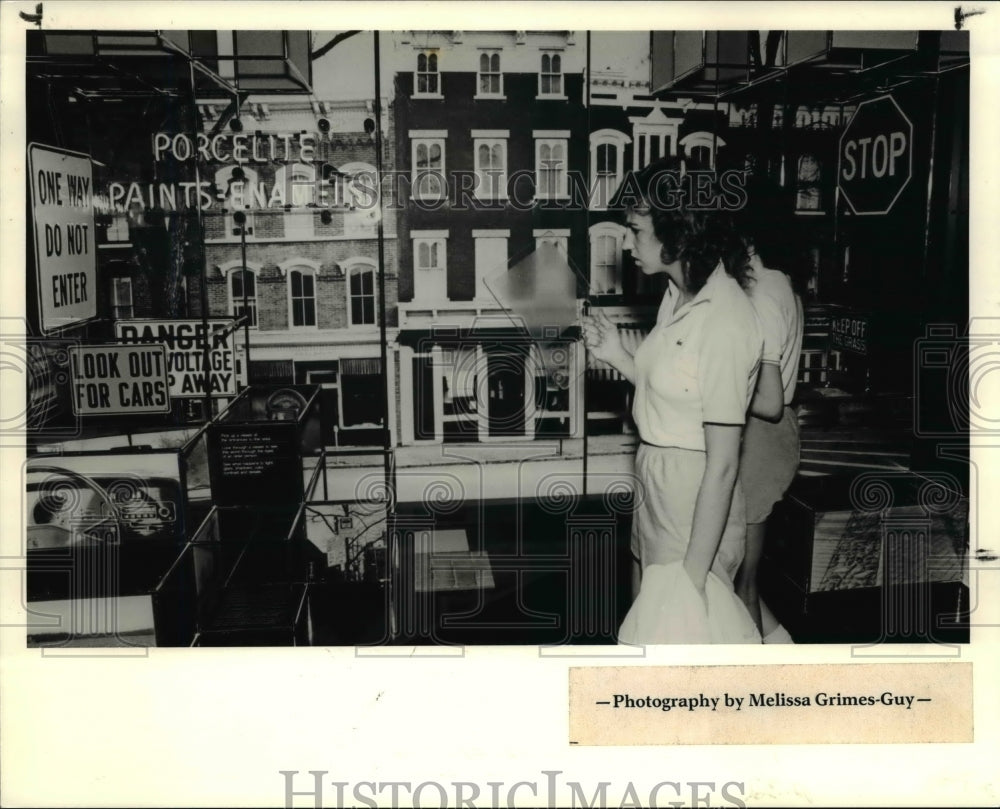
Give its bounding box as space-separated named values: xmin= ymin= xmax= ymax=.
xmin=28 ymin=144 xmax=98 ymax=334
xmin=838 ymin=95 xmax=913 ymax=215
xmin=115 ymin=319 xmax=236 ymax=398
xmin=70 ymin=345 xmax=170 ymax=415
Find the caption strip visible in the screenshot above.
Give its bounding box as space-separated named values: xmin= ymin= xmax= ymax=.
xmin=569 ymin=663 xmax=971 ymax=745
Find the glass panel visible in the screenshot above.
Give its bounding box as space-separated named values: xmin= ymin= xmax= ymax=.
xmin=235 ymin=30 xmax=283 ymax=56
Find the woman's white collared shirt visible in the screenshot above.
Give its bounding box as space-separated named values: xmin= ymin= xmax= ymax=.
xmin=631 ymin=264 xmax=763 ymax=451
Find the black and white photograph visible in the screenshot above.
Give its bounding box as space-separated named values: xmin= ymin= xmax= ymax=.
xmin=2 ymin=2 xmax=998 ymax=807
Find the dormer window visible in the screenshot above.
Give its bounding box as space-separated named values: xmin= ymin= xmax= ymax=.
xmin=476 ymin=51 xmax=503 ymax=98
xmin=539 ymin=52 xmax=564 ymax=97
xmin=415 ymin=51 xmax=441 ymax=97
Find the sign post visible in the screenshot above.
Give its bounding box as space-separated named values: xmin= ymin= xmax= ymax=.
xmin=28 ymin=144 xmax=98 ymax=334
xmin=838 ymin=95 xmax=913 ymax=215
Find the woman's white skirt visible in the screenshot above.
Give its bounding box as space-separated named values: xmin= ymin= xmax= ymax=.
xmin=618 ymin=561 xmax=761 ymax=645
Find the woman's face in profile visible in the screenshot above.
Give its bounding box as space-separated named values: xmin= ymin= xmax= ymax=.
xmin=623 ymin=208 xmax=683 ymax=286
xmin=623 ymin=209 xmax=663 ymax=274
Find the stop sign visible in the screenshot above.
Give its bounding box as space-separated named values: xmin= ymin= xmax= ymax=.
xmin=838 ymin=94 xmax=913 ymax=215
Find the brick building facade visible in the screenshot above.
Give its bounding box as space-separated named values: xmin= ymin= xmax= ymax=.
xmin=197 ymin=97 xmax=398 ymax=446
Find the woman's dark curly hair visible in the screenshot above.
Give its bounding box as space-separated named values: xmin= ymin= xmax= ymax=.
xmin=613 ymin=156 xmax=751 ymax=294
xmin=733 ymin=174 xmax=812 ymax=299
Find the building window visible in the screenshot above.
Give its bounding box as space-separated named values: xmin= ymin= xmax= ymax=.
xmin=346 ymin=261 xmax=378 ymax=327
xmin=473 ymin=132 xmax=508 ymax=200
xmin=473 ymin=229 xmax=509 ymax=300
xmin=106 ymin=214 xmax=130 ymax=242
xmin=534 ymin=133 xmax=569 ymax=199
xmin=477 ymin=51 xmax=503 ymax=97
xmin=111 ymin=277 xmax=134 ymax=319
xmin=589 ymin=223 xmax=625 ymax=295
xmin=416 ymin=51 xmax=440 ymax=95
xmin=589 ymin=130 xmax=630 ymax=210
xmin=630 ymin=110 xmax=680 ymax=169
xmin=796 ymin=154 xmax=824 ymax=213
xmin=412 ymin=231 xmax=448 ymax=302
xmin=228 ymin=268 xmax=258 ymax=328
xmin=275 ymin=163 xmax=316 ymax=238
xmin=539 ymin=52 xmax=563 ymax=96
xmin=288 ymin=269 xmax=317 ymax=328
xmin=216 ymin=165 xmax=259 ymax=238
xmin=679 ymin=131 xmax=726 ymax=169
xmin=411 ymin=133 xmax=446 ymax=200
xmin=534 ymin=228 xmax=570 ymax=255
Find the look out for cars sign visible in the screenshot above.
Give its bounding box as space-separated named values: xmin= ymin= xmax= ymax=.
xmin=28 ymin=144 xmax=97 ymax=334
xmin=69 ymin=345 xmax=170 ymax=415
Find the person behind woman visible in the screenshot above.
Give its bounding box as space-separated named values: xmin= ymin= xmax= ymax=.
xmin=733 ymin=179 xmax=805 ymax=643
xmin=582 ymin=157 xmax=762 ymax=644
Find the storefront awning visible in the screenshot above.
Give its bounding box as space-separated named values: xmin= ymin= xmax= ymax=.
xmin=397 ymin=325 xmax=581 ymax=348
xmin=341 ymin=357 xmax=382 ymax=376
xmin=248 ymin=360 xmax=294 ymax=384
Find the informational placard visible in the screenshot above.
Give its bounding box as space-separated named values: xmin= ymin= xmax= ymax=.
xmin=207 ymin=423 xmax=302 ymax=507
xmin=28 ymin=143 xmax=97 ymax=334
xmin=115 ymin=319 xmax=236 ymax=398
xmin=69 ymin=345 xmax=170 ymax=415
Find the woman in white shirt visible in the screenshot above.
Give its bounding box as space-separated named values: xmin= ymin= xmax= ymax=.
xmin=582 ymin=158 xmax=762 ymax=644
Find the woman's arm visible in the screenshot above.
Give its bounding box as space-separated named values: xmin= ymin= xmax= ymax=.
xmin=749 ymin=361 xmax=784 ymax=422
xmin=683 ymin=422 xmax=743 ymax=594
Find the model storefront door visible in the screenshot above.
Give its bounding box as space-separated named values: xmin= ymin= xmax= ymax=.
xmin=486 ymin=349 xmax=525 ymax=437
xmin=305 ymin=369 xmax=339 ymax=445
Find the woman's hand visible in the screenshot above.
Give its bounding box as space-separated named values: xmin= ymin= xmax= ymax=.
xmin=581 ymin=309 xmax=637 ymax=384
xmin=582 ymin=308 xmax=624 ymax=364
